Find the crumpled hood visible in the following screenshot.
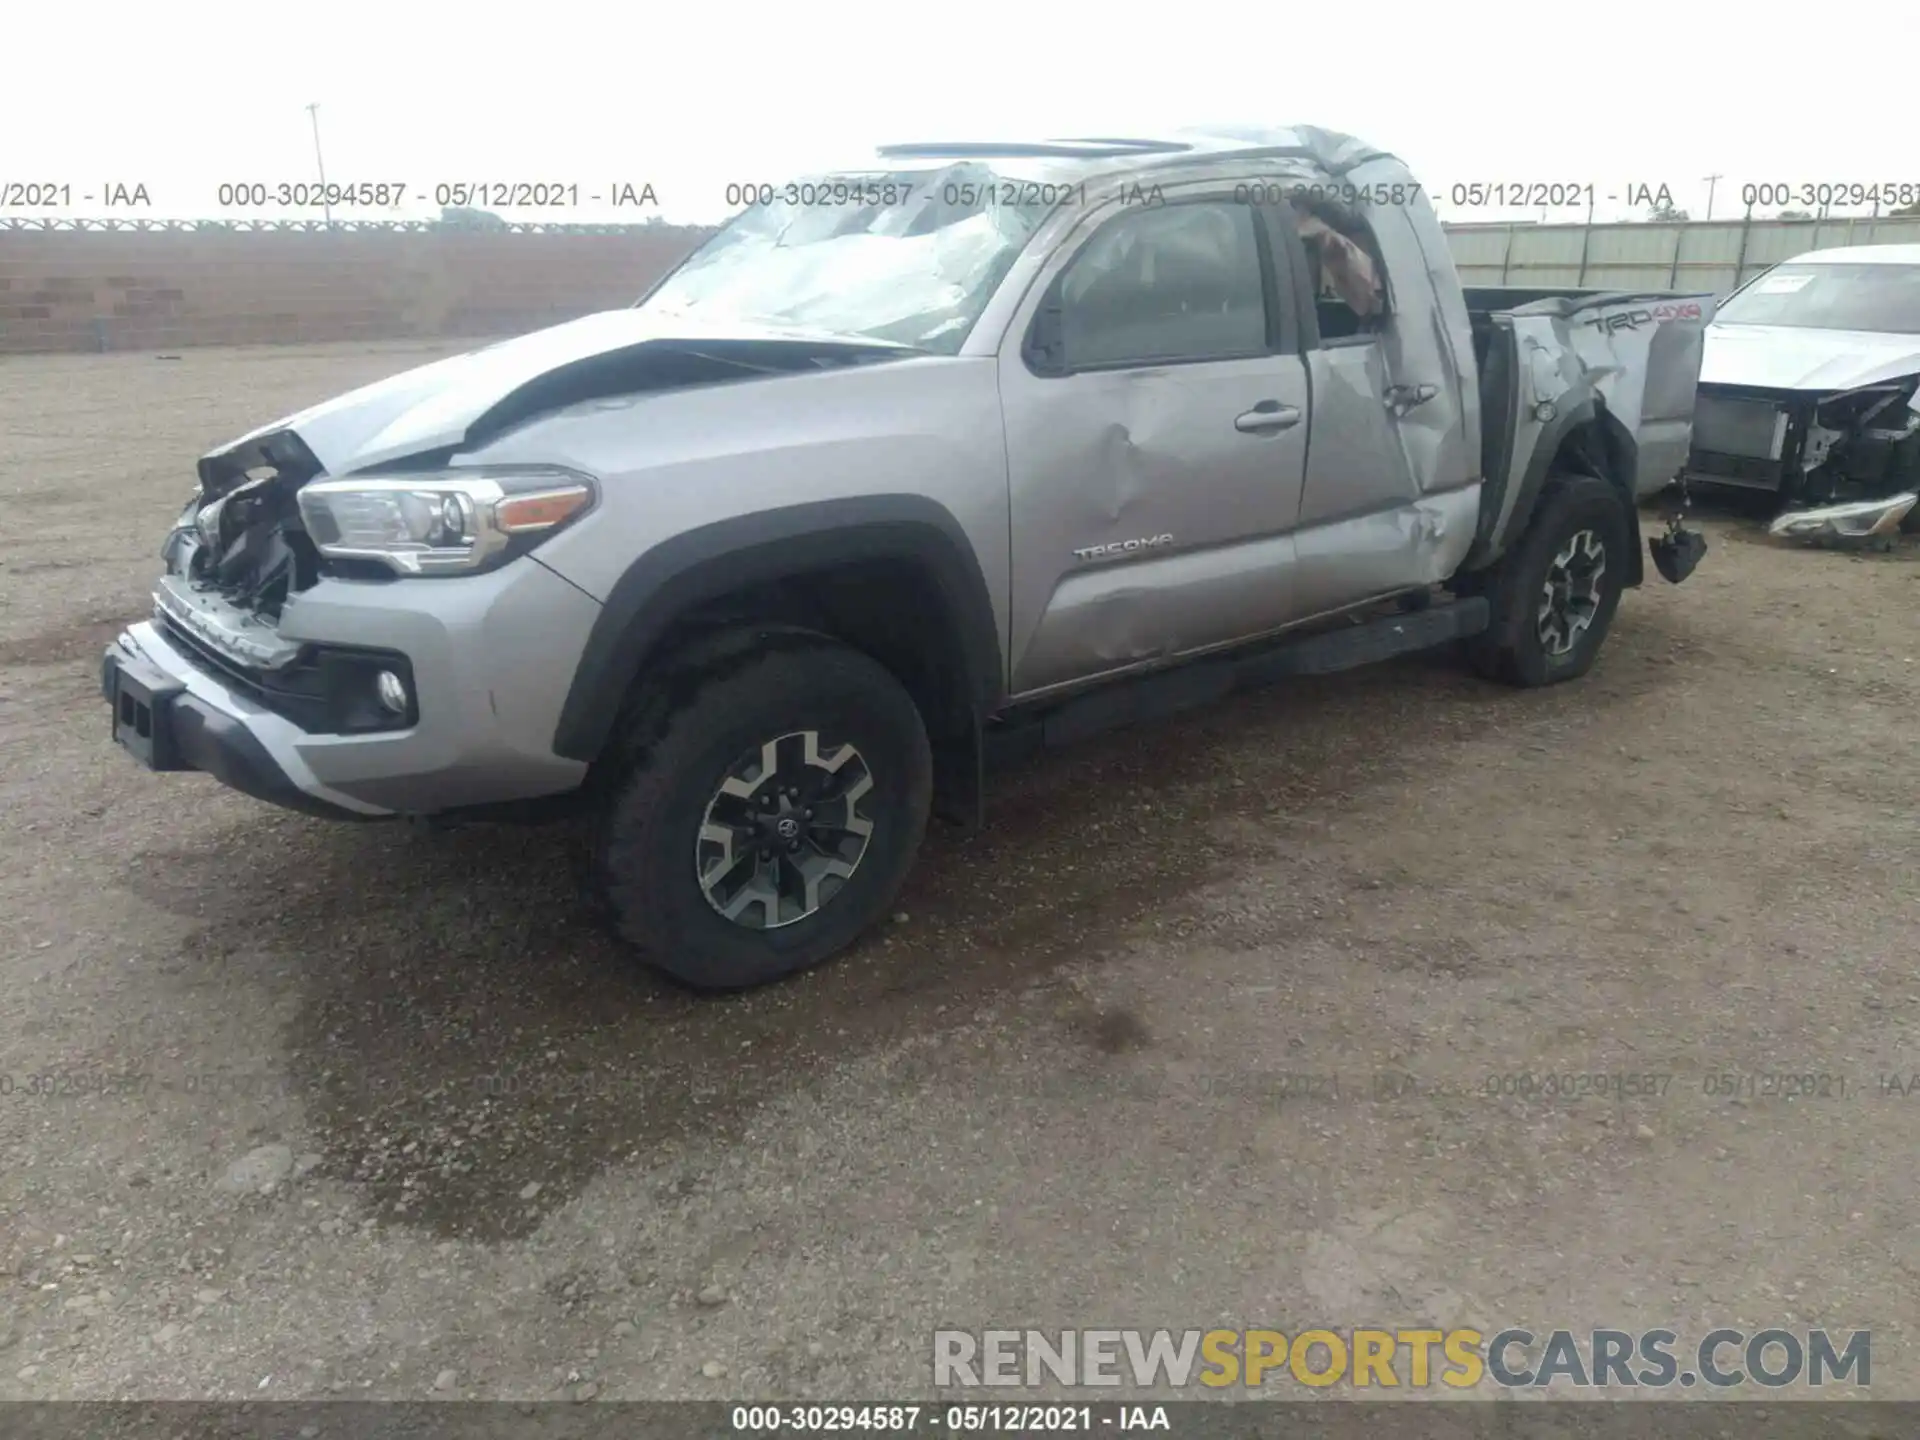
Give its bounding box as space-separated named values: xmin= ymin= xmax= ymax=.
xmin=1701 ymin=322 xmax=1920 ymax=396
xmin=200 ymin=308 xmax=910 ymax=479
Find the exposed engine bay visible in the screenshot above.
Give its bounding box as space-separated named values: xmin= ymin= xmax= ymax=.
xmin=152 ymin=426 xmax=333 ymax=675
xmin=1796 ymin=380 xmax=1920 ymax=501
xmin=1688 ymin=376 xmax=1920 ymax=509
xmin=166 ymin=467 xmax=322 ymax=624
xmin=160 ymin=333 xmax=918 ymax=647
xmin=1684 ymin=251 xmax=1920 ymax=542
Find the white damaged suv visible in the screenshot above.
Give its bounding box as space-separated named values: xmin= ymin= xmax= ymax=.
xmin=1686 ymin=243 xmax=1920 ymax=539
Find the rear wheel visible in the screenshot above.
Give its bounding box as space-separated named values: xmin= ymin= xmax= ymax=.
xmin=593 ymin=637 xmax=932 ymax=990
xmin=1468 ymin=473 xmax=1630 ymax=688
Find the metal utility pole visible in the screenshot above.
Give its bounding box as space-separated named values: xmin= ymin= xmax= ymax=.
xmin=1702 ymin=173 xmax=1722 ymax=221
xmin=306 ymin=102 xmax=332 ymax=226
xmin=1576 ymin=189 xmax=1595 ymax=284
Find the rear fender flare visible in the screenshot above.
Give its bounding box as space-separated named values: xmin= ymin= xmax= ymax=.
xmin=1485 ymin=402 xmax=1644 ymax=588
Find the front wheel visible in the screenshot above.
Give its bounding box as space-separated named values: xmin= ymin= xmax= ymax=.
xmin=1468 ymin=473 xmax=1630 ymax=688
xmin=592 ymin=636 xmax=932 ymax=990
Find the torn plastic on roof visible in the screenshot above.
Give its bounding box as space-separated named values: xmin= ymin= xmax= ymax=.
xmin=1169 ymin=124 xmax=1392 ymax=176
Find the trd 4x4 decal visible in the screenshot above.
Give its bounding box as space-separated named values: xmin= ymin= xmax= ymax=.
xmin=1582 ymin=301 xmax=1704 ymax=335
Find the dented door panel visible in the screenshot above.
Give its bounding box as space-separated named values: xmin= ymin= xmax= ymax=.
xmin=999 ymin=357 xmax=1310 ymax=696
xmin=1290 ymin=487 xmax=1481 ymax=622
xmin=1010 ymin=530 xmax=1299 ymax=695
xmin=1292 ymin=338 xmax=1476 ymax=613
xmin=1283 ymin=162 xmax=1479 ymax=616
xmin=1297 ymin=344 xmax=1419 ymax=530
xmin=1369 ymin=169 xmax=1480 ymax=497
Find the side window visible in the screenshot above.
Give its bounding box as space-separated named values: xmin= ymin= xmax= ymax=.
xmin=1052 ymin=201 xmax=1268 ymax=369
xmin=1292 ymin=200 xmax=1390 ymax=342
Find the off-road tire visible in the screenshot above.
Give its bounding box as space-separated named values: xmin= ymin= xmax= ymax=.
xmin=593 ymin=636 xmax=932 ymax=991
xmin=1468 ymin=473 xmax=1630 ymax=688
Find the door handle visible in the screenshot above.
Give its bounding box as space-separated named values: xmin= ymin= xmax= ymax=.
xmin=1234 ymin=400 xmax=1303 ymax=434
xmin=1384 ymin=382 xmax=1439 ymax=417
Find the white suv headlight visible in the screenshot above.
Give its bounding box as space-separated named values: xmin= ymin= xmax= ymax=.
xmin=296 ymin=466 xmax=596 ymax=576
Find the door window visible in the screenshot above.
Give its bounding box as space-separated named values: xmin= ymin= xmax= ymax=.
xmin=1053 ymin=201 xmax=1269 ymax=369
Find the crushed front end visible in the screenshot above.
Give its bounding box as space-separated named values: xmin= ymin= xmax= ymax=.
xmin=1688 ymin=376 xmax=1920 ymax=514
xmin=102 ymin=428 xmax=601 ymax=819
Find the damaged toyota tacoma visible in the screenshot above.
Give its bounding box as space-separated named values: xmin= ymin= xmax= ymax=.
xmin=103 ymin=127 xmax=1714 ymax=990
xmin=1685 ymin=243 xmax=1920 ymax=542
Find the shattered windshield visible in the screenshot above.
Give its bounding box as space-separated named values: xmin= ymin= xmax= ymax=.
xmin=1715 ymin=262 xmax=1920 ymax=334
xmin=638 ymin=166 xmax=1054 ymax=354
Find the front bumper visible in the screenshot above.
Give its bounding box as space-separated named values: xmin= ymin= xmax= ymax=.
xmin=101 ymin=557 xmax=601 ymax=818
xmin=102 ymin=632 xmax=379 ymax=820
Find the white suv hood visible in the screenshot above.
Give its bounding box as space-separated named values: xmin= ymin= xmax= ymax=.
xmin=1701 ymin=322 xmax=1920 ymax=396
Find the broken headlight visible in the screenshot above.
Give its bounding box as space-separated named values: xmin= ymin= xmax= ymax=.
xmin=1769 ymin=492 xmax=1917 ymax=542
xmin=295 ymin=466 xmax=596 ymax=577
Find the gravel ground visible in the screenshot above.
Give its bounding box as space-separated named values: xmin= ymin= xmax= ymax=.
xmin=2 ymin=342 xmax=1917 ymax=1403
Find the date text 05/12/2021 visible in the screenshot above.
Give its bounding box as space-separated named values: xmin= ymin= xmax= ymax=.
xmin=210 ymin=181 xmax=660 ymax=209
xmin=729 ymin=1406 xmax=1171 ymax=1433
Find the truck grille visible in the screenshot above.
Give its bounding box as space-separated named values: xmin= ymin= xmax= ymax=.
xmin=157 ymin=612 xmax=275 ymax=700
xmin=156 ymin=612 xmax=416 ymax=735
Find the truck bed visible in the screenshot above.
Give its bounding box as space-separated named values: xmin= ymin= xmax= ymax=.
xmin=1463 ymin=286 xmax=1716 ymax=500
xmin=1462 ymin=286 xmax=1690 ymax=369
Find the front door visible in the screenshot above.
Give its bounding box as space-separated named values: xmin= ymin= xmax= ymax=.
xmin=998 ymin=192 xmax=1312 ymax=697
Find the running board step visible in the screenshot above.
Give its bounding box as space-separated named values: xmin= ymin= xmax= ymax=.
xmin=988 ymin=597 xmax=1489 ymax=762
xmin=1236 ymin=594 xmax=1489 ymax=685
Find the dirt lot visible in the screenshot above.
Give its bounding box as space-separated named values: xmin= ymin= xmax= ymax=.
xmin=2 ymin=342 xmax=1917 ymax=1403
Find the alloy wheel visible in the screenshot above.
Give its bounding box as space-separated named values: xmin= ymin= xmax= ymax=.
xmin=695 ymin=731 xmax=875 ymax=928
xmin=1537 ymin=528 xmax=1607 ymax=657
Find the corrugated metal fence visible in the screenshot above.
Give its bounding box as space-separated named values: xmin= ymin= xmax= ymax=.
xmin=1446 ymin=215 xmax=1920 ymax=295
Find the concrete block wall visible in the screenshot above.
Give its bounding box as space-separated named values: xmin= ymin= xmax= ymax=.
xmin=0 ymin=226 xmax=714 ymax=354
xmin=11 ymin=215 xmax=1919 ymax=355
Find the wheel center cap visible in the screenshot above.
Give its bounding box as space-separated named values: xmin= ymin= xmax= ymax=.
xmin=775 ymin=816 xmax=801 ymax=840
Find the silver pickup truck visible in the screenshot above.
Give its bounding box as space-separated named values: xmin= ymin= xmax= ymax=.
xmin=102 ymin=127 xmax=1714 ymax=989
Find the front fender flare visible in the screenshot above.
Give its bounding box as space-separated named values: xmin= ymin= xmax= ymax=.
xmin=549 ymin=494 xmax=1004 ymax=764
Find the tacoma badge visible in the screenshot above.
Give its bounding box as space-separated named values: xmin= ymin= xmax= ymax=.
xmin=1072 ymin=533 xmax=1175 ymax=563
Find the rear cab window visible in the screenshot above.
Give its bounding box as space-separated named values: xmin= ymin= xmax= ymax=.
xmin=1288 ymin=197 xmax=1392 ymax=344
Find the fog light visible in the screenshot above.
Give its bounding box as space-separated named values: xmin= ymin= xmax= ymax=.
xmin=375 ymin=670 xmax=410 ymax=715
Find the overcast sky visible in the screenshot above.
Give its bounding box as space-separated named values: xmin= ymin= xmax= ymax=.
xmin=3 ymin=0 xmax=1911 ymax=228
